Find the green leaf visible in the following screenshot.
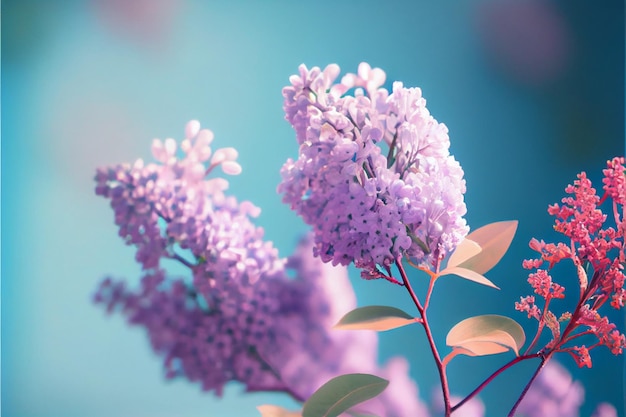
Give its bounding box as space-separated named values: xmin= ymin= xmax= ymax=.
xmin=257 ymin=405 xmax=301 ymax=417
xmin=438 ymin=267 xmax=499 ymax=289
xmin=302 ymin=374 xmax=389 ymax=417
xmin=443 ymin=221 xmax=518 ymax=276
xmin=446 ymin=315 xmax=525 ymax=356
xmin=348 ymin=412 xmax=380 ymax=417
xmin=334 ymin=306 xmax=421 ymax=332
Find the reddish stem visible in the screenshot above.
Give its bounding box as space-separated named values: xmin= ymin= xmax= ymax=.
xmin=169 ymin=252 xmax=196 ymax=269
xmin=507 ymin=354 xmax=550 ymax=417
xmin=523 ymin=296 xmax=552 ymax=355
xmin=396 ymin=258 xmax=452 ymax=416
xmin=424 ymin=276 xmax=436 ymax=310
xmin=451 ymin=353 xmax=540 ymax=413
xmin=561 ymin=329 xmax=594 ymax=345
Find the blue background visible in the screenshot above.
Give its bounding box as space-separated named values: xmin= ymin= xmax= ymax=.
xmin=2 ymin=1 xmax=624 ymax=416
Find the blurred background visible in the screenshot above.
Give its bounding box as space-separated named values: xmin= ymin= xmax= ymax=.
xmin=2 ymin=1 xmax=624 ymax=416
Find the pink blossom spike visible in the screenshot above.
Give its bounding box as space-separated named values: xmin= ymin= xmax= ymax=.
xmin=602 ymin=156 xmax=625 ymax=205
xmin=518 ymin=159 xmax=625 ymax=368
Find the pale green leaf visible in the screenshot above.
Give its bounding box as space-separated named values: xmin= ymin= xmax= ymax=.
xmin=448 ymin=221 xmax=518 ymax=274
xmin=450 ymin=331 xmax=516 ymax=356
xmin=348 ymin=412 xmax=380 ymax=417
xmin=447 ymin=239 xmax=482 ymax=269
xmin=334 ymin=306 xmax=421 ymax=332
xmin=446 ymin=315 xmax=525 ymax=356
xmin=438 ymin=267 xmax=499 ymax=289
xmin=302 ymin=374 xmax=389 ymax=417
xmin=257 ymin=405 xmax=301 ymax=417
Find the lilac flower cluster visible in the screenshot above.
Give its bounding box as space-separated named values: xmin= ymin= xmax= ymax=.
xmin=93 ymin=121 xmax=427 ymax=416
xmin=94 ymin=120 xmax=286 ymax=393
xmin=95 ymin=270 xmax=286 ymax=394
xmin=279 ymin=63 xmax=468 ymax=275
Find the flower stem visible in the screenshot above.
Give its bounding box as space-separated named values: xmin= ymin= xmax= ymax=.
xmin=396 ymin=258 xmax=451 ymax=416
xmin=424 ymin=275 xmax=436 ymax=311
xmin=507 ymin=354 xmax=549 ymax=417
xmin=169 ymin=252 xmax=196 ymax=269
xmin=246 ymin=346 xmax=307 ymax=403
xmin=451 ymin=353 xmax=540 ymax=412
xmin=523 ymin=296 xmax=552 ymax=355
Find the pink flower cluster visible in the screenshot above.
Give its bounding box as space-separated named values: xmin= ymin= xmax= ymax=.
xmin=279 ymin=63 xmax=468 ymax=276
xmin=516 ymin=157 xmax=626 ymax=367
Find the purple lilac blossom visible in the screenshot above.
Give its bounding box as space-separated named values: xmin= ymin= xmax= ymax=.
xmin=516 ymin=360 xmax=618 ymax=417
xmin=264 ymin=236 xmax=431 ymax=417
xmin=94 ymin=121 xmax=427 ymax=415
xmin=279 ymin=63 xmax=468 ymax=276
xmin=591 ymin=403 xmax=618 ymax=417
xmin=431 ymin=390 xmax=485 ymax=417
xmin=94 ymin=270 xmax=286 ymax=395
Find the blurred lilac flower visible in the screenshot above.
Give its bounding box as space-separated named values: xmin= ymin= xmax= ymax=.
xmin=591 ymin=403 xmax=618 ymax=417
xmin=431 ymin=389 xmax=485 ymax=417
xmin=514 ymin=360 xmax=619 ymax=417
xmin=279 ymin=63 xmax=468 ymax=276
xmin=475 ymin=0 xmax=571 ymax=86
xmin=92 ymin=0 xmax=181 ymax=46
xmin=94 ymin=121 xmax=427 ymax=415
xmin=372 ymin=357 xmax=431 ymax=417
xmin=94 ymin=118 xmax=289 ymax=394
xmin=94 ymin=270 xmax=286 ymax=395
xmin=264 ymin=236 xmax=430 ymax=417
xmin=94 ymin=120 xmax=248 ymax=274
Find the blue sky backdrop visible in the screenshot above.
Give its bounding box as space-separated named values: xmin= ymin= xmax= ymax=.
xmin=2 ymin=1 xmax=624 ymax=416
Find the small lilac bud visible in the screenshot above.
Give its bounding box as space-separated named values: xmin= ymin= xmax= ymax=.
xmin=211 ymin=147 xmax=238 ymax=165
xmin=185 ymin=119 xmax=201 ymax=139
xmin=221 ymin=161 xmax=242 ymax=175
xmin=151 ymin=139 xmax=166 ymax=162
xmin=164 ymin=138 xmax=177 ymax=157
xmin=196 ymin=129 xmax=214 ymax=146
